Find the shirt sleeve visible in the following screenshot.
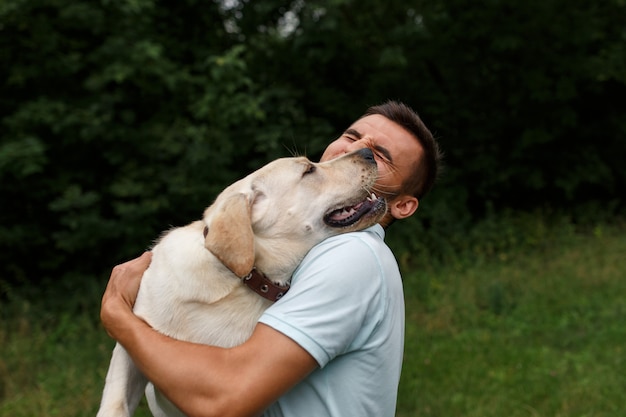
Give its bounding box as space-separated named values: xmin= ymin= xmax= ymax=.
xmin=258 ymin=232 xmax=386 ymax=367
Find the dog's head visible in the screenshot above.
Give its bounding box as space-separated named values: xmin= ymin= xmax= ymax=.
xmin=203 ymin=148 xmax=386 ymax=278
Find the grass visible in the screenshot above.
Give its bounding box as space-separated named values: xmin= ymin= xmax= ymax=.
xmin=0 ymin=287 xmax=153 ymax=416
xmin=0 ymin=307 xmax=110 ymax=416
xmin=397 ymin=224 xmax=626 ymax=417
xmin=1 ymin=214 xmax=625 ymax=416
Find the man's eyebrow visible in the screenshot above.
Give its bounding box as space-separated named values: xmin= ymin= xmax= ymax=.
xmin=344 ymin=128 xmax=362 ymax=139
xmin=343 ymin=128 xmax=394 ymax=163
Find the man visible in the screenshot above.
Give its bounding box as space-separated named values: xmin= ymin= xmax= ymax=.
xmin=101 ymin=100 xmax=442 ymax=417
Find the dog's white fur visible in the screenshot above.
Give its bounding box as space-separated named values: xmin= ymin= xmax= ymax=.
xmin=97 ymin=149 xmax=386 ymax=417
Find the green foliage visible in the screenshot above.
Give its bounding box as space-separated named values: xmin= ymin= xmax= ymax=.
xmin=0 ymin=0 xmax=276 ymax=286
xmin=421 ymin=0 xmax=626 ymax=211
xmin=1 ymin=0 xmax=625 ymax=290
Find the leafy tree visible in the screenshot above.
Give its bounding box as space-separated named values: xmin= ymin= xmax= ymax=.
xmin=413 ymin=0 xmax=626 ymax=213
xmin=0 ymin=0 xmax=268 ymax=289
xmin=1 ymin=0 xmax=624 ymax=292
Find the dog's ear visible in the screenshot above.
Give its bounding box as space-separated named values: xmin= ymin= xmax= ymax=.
xmin=204 ymin=193 xmax=255 ymax=277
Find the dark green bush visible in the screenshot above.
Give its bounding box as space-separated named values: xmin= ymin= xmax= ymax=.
xmin=1 ymin=0 xmax=624 ymax=295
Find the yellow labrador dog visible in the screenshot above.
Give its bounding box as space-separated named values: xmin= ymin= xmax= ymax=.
xmin=97 ymin=148 xmax=386 ymax=417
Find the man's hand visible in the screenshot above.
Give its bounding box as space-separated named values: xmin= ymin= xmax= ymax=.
xmin=101 ymin=251 xmax=152 ymax=339
xmin=97 ymin=250 xmax=318 ymax=417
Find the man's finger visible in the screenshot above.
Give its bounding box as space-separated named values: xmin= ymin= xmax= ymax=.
xmin=112 ymin=251 xmax=152 ymax=276
xmin=134 ymin=251 xmax=153 ymax=268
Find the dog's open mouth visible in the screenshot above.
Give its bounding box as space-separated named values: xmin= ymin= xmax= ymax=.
xmin=324 ymin=193 xmax=386 ymax=227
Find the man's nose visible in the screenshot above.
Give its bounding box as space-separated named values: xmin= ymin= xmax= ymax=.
xmin=345 ymin=138 xmax=368 ymax=152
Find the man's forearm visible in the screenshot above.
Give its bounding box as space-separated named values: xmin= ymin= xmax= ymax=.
xmin=109 ymin=308 xmax=239 ymax=417
xmin=99 ymin=253 xmax=230 ymax=416
xmin=100 ymin=253 xmax=316 ymax=417
xmin=109 ymin=311 xmax=317 ymax=417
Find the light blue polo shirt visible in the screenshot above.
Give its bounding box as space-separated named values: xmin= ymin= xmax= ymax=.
xmin=259 ymin=224 xmax=406 ymax=417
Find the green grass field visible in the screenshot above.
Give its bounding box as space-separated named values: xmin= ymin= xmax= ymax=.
xmin=397 ymin=225 xmax=626 ymax=417
xmin=1 ymin=217 xmax=625 ymax=416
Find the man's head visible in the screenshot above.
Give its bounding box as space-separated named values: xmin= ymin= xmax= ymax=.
xmin=321 ymin=100 xmax=442 ymax=228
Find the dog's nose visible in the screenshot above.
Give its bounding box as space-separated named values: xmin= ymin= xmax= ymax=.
xmin=355 ymin=148 xmax=376 ymax=164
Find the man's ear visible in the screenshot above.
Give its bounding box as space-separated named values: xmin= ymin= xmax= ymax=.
xmin=388 ymin=195 xmax=419 ymax=220
xmin=204 ymin=193 xmax=255 ymax=277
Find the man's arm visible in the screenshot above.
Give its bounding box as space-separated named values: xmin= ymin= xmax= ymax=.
xmin=101 ymin=253 xmax=318 ymax=417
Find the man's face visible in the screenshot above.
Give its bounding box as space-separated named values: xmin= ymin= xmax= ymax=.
xmin=320 ymin=114 xmax=424 ymax=226
xmin=321 ymin=115 xmax=423 ymax=198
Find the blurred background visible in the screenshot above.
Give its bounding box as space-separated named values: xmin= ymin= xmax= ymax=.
xmin=1 ymin=0 xmax=624 ymax=290
xmin=0 ymin=1 xmax=625 ymax=416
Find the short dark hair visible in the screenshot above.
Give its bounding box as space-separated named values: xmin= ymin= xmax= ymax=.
xmin=362 ymin=100 xmax=443 ymax=200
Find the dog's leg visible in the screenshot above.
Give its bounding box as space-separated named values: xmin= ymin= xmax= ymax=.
xmin=96 ymin=343 xmax=148 ymax=417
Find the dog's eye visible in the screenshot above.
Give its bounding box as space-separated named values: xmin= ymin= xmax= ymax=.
xmin=303 ymin=164 xmax=316 ymax=176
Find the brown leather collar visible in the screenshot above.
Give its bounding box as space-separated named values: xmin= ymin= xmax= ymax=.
xmin=243 ymin=268 xmax=290 ymax=302
xmin=203 ymin=226 xmax=289 ymax=302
